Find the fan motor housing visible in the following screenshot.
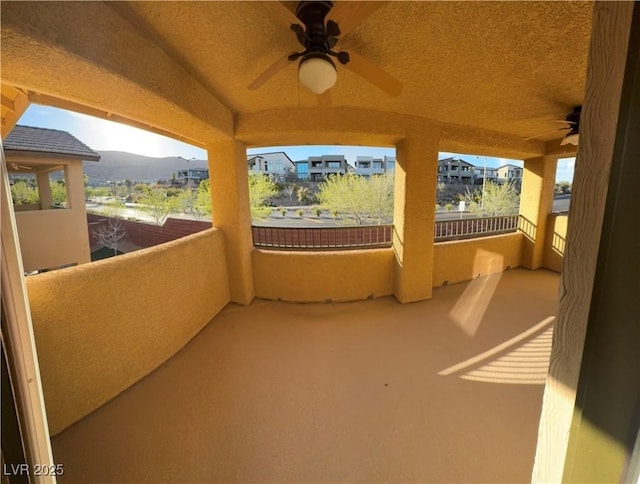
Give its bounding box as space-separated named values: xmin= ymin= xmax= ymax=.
xmin=296 ymin=1 xmax=333 ymax=42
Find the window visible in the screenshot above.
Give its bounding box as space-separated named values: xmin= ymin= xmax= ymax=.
xmin=327 ymin=161 xmax=341 ymax=168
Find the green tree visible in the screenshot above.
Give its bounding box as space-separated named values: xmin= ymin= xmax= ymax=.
xmin=555 ymin=181 xmax=572 ymax=194
xmin=177 ymin=181 xmax=212 ymax=220
xmin=92 ymin=187 xmax=110 ymax=203
xmin=195 ymin=179 xmax=212 ymax=219
xmin=10 ymin=180 xmax=39 ymax=205
xmin=296 ymin=186 xmax=309 ymax=204
xmin=139 ymin=188 xmax=176 ymax=225
xmin=317 ymin=173 xmax=394 ymax=225
xmin=50 ymin=180 xmax=68 ymax=206
xmin=248 ymin=173 xmax=277 ymax=219
xmin=460 ymin=181 xmax=520 ymax=217
xmin=133 ymin=183 xmax=151 ymax=196
xmin=283 ymin=184 xmax=296 ymax=202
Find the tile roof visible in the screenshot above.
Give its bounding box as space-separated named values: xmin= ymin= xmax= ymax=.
xmin=3 ymin=125 xmax=100 ymax=161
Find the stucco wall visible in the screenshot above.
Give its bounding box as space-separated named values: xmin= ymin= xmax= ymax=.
xmin=16 ymin=208 xmax=91 ymax=272
xmin=432 ymin=233 xmax=524 ymax=287
xmin=26 ymin=228 xmax=230 ymax=435
xmin=253 ymin=249 xmax=395 ymax=302
xmin=542 ymin=214 xmax=568 ymax=272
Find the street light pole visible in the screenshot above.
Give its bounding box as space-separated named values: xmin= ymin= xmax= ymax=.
xmin=481 ymin=156 xmax=487 ymax=210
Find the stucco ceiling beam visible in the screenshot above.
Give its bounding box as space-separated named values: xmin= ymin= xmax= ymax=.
xmin=26 ymin=92 xmax=204 ymax=150
xmin=440 ymin=125 xmax=545 ymax=160
xmin=1 ymin=2 xmax=233 ymax=144
xmin=237 ymin=108 xmax=545 ymax=160
xmin=1 ymin=94 xmax=15 ymax=112
xmin=544 ymin=139 xmax=579 ymax=158
xmin=1 ymin=85 xmax=30 ymax=138
xmin=235 ymin=108 xmax=435 ymax=148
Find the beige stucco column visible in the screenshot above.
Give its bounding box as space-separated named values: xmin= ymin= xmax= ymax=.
xmin=519 ymin=155 xmax=558 ymax=269
xmin=36 ymin=171 xmax=52 ymax=209
xmin=208 ymin=139 xmax=255 ymax=305
xmin=393 ymin=132 xmax=440 ymax=303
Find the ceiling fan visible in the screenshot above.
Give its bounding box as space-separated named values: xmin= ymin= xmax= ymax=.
xmin=9 ymin=162 xmax=32 ymax=171
xmin=248 ymin=1 xmax=402 ymax=98
xmin=525 ymin=106 xmax=581 ymax=146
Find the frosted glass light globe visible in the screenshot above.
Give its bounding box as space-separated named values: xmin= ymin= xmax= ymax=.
xmin=298 ymin=54 xmax=337 ymax=94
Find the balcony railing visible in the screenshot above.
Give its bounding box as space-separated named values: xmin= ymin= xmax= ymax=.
xmin=252 ymin=215 xmax=520 ymax=249
xmin=434 ymin=215 xmax=519 ymax=242
xmin=252 ymin=225 xmax=393 ymax=250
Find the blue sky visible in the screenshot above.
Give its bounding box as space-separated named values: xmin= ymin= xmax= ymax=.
xmin=18 ymin=104 xmax=575 ymax=182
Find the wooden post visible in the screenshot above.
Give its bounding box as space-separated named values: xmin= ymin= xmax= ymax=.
xmin=532 ymin=2 xmax=635 ymax=481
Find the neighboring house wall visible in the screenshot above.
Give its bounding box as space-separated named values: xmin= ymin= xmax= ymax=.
xmin=248 ymin=152 xmax=295 ymax=179
xmin=5 ymin=124 xmax=100 ymax=273
xmin=437 ymin=157 xmax=474 ymax=184
xmin=354 ymin=156 xmax=385 ymax=176
xmin=473 ymin=166 xmax=499 ymax=184
xmin=354 ymin=155 xmax=396 ymax=176
xmin=294 ymin=160 xmax=309 ymax=180
xmin=14 ymin=161 xmax=91 ymax=272
xmin=307 ymin=155 xmax=348 ymax=180
xmin=177 ymin=168 xmax=208 ymax=183
xmin=497 ymin=164 xmax=523 ymax=184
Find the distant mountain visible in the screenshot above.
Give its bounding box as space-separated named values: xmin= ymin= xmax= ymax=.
xmin=83 ymin=151 xmax=208 ymax=183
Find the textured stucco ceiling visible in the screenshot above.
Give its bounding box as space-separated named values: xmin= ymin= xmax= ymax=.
xmin=1 ymin=1 xmax=593 ymax=152
xmin=113 ymin=1 xmax=592 ymax=142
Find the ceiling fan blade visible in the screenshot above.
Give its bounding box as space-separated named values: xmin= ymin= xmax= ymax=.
xmin=523 ymin=127 xmax=569 ymax=141
xmin=248 ymin=53 xmax=294 ymax=90
xmin=251 ymin=1 xmax=301 ymax=30
xmin=343 ymin=51 xmax=402 ymax=97
xmin=326 ymin=1 xmax=389 ymax=38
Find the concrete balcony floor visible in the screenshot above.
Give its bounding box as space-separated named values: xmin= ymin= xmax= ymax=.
xmin=51 ymin=268 xmax=559 ymax=483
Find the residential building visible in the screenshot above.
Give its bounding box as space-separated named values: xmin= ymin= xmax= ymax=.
xmin=473 ymin=166 xmax=499 ymax=184
xmin=437 ymin=157 xmax=474 ymax=184
xmin=247 ymin=151 xmax=295 ymax=180
xmin=3 ymin=125 xmax=100 ymax=272
xmin=293 ymin=159 xmax=309 ymax=180
xmin=177 ymin=167 xmax=209 ymax=184
xmin=497 ymin=164 xmax=523 ymax=185
xmin=303 ymin=154 xmax=348 ymax=181
xmin=354 ymin=155 xmax=395 ymax=176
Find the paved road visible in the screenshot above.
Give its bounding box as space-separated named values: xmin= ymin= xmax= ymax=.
xmin=88 ymin=196 xmax=571 ymax=228
xmin=254 ymin=197 xmax=571 ymax=227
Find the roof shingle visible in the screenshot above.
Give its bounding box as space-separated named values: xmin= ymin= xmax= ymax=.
xmin=3 ymin=125 xmax=100 ymax=161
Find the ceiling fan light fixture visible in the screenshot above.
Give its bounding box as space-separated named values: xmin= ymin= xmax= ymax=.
xmin=561 ymin=131 xmax=580 ymax=146
xmin=298 ymin=53 xmax=337 ymax=94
